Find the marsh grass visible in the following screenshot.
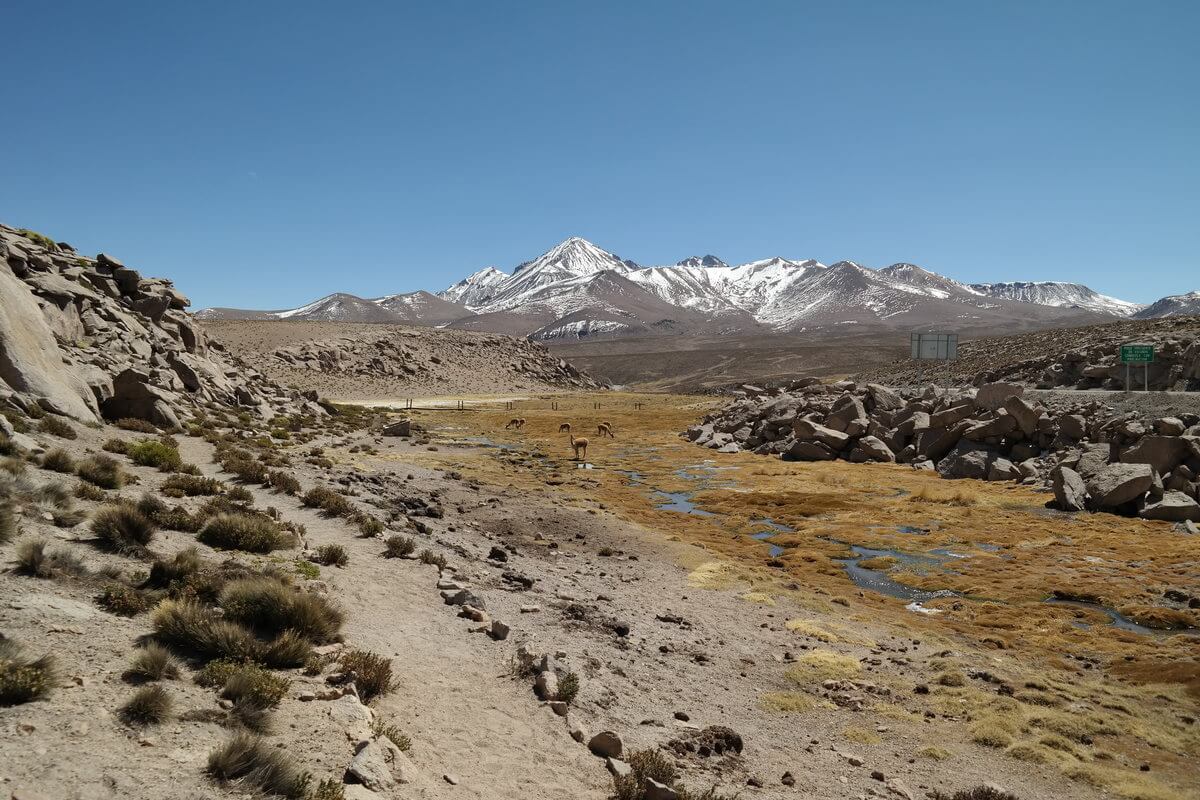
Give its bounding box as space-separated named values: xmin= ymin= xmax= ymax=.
xmin=784 ymin=649 xmax=861 ymax=685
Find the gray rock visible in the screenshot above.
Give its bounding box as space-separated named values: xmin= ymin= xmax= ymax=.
xmin=588 ymin=730 xmax=623 ymax=759
xmin=1003 ymin=395 xmax=1041 ymax=437
xmin=345 ymin=741 xmax=395 ymax=791
xmin=382 ymin=419 xmax=411 ymax=437
xmin=99 ymin=369 xmax=181 ymax=429
xmin=937 ymin=441 xmax=995 ymax=480
xmin=1060 ymin=414 xmax=1088 ymax=440
xmin=445 ymin=589 xmax=486 ymax=610
xmin=1087 ymin=463 xmax=1155 ymax=508
xmin=791 ymin=417 xmax=850 ymax=450
xmin=1122 ymin=436 xmax=1188 ymax=475
xmin=867 ymin=383 xmax=904 ymax=412
xmin=1155 ymin=417 xmax=1186 ymax=436
xmin=784 ymin=440 xmax=836 ymax=461
xmin=974 ymin=382 xmax=1024 ymax=411
xmin=1052 ymin=466 xmax=1088 ymax=511
xmin=644 ymin=779 xmax=680 ymax=800
xmin=1140 ymin=491 xmax=1200 ymax=522
xmin=850 ymin=435 xmax=894 ymax=463
xmin=606 ymin=758 xmax=631 ymax=778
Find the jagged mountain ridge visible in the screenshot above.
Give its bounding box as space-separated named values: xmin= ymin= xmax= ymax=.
xmin=1133 ymin=291 xmax=1200 ymax=319
xmin=197 ymin=236 xmax=1193 ymax=340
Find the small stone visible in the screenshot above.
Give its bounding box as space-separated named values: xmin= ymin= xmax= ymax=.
xmin=520 ymin=605 xmax=541 ymax=613
xmin=297 ymin=691 xmax=316 ymax=702
xmin=781 ymin=771 xmax=796 ymax=786
xmin=568 ymin=717 xmax=588 ymax=743
xmin=871 ymin=770 xmax=886 ymax=782
xmin=588 ymin=730 xmax=623 ymax=759
xmin=607 ymin=757 xmax=632 ymax=778
xmin=644 ymin=779 xmax=679 ymax=800
xmin=443 ymin=774 xmax=459 ymax=785
xmin=489 ymin=619 xmax=510 ymax=640
xmin=674 ymin=711 xmax=690 ymax=722
xmin=548 ymin=700 xmax=569 ymax=717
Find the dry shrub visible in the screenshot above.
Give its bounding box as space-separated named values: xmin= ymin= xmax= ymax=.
xmin=77 ymin=455 xmax=124 ymax=489
xmin=199 ymin=513 xmax=293 ymax=553
xmin=206 ymin=733 xmax=309 ymax=798
xmin=315 ymin=543 xmax=349 ymax=567
xmin=74 ymin=481 xmax=107 ymax=501
xmin=127 ymin=439 xmax=183 ymax=472
xmin=97 ymin=582 xmax=155 ymax=616
xmin=418 ymin=548 xmax=446 ymax=569
xmin=39 ymin=415 xmax=77 ymax=440
xmin=102 ymin=438 xmax=130 ymax=454
xmin=259 ymin=630 xmax=312 ymax=668
xmin=0 ymin=637 xmax=56 ymax=706
xmin=145 ymin=546 xmax=204 ymax=589
xmin=91 ymin=504 xmax=156 ymax=554
xmin=119 ymin=684 xmax=172 ymax=726
xmin=0 ymin=495 xmax=14 ymax=544
xmin=223 ymin=457 xmax=269 ymax=485
xmin=308 ymin=778 xmax=345 ymax=800
xmin=930 ymin=787 xmax=1018 ymax=800
xmin=301 ymin=487 xmax=353 ymax=517
xmin=162 ymin=474 xmax=224 ymax=497
xmin=152 ymin=598 xmax=261 ymax=662
xmin=268 ymin=470 xmax=301 ymax=495
xmin=355 ymin=513 xmax=384 ymax=537
xmin=15 ymin=539 xmax=86 ymax=579
xmin=556 ymin=671 xmax=580 ymax=704
xmin=909 ymin=485 xmax=978 ymax=506
xmin=371 ymin=718 xmax=412 ymax=751
xmin=784 ymin=649 xmax=861 ymax=685
xmin=116 ymin=418 xmax=158 ymax=433
xmin=339 ymin=649 xmax=393 ymax=703
xmin=613 ymin=748 xmax=679 ymax=800
xmin=219 ymin=577 xmax=343 ymax=643
xmin=126 ymin=643 xmax=181 ymax=682
xmin=215 ymin=663 xmax=291 ymax=708
xmin=384 ymin=535 xmax=416 ymax=558
xmin=40 ymin=448 xmax=75 ymax=473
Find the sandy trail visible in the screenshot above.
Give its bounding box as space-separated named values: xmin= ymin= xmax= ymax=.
xmin=178 ymin=436 xmax=611 ymax=800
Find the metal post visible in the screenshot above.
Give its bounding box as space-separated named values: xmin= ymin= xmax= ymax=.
xmin=1145 ymin=363 xmax=1149 ymax=392
xmin=1125 ymin=363 xmax=1130 ymax=393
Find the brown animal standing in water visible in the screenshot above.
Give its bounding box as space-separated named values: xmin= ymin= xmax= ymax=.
xmin=505 ymin=418 xmax=526 ymax=430
xmin=597 ymin=422 xmax=615 ymax=438
xmin=558 ymin=422 xmax=572 ymax=433
xmin=568 ymin=433 xmax=589 ymax=461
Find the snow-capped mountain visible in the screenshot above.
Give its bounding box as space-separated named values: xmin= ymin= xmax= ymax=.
xmin=199 ymin=236 xmax=1192 ymax=340
xmin=1133 ymin=290 xmax=1200 ymax=319
xmin=969 ymin=281 xmax=1144 ymax=317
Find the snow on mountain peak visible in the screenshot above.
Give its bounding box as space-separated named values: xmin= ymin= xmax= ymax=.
xmin=676 ymin=255 xmax=729 ymax=269
xmin=970 ymin=281 xmax=1143 ymax=317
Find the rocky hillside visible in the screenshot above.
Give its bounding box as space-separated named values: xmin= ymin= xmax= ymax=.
xmin=0 ymin=224 xmax=322 ymax=434
xmin=203 ymin=320 xmax=598 ymax=401
xmin=691 ymin=380 xmax=1200 ymax=523
xmin=858 ymin=316 xmax=1200 ymax=391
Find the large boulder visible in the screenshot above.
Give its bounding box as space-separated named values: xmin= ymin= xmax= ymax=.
xmin=1060 ymin=414 xmax=1088 ymax=440
xmin=1121 ymin=436 xmax=1188 ymax=475
xmin=867 ymin=383 xmax=904 ymax=412
xmin=0 ymin=263 xmax=98 ymax=421
xmin=974 ymin=382 xmax=1023 ymax=412
xmin=1086 ymin=463 xmax=1155 ymax=509
xmin=792 ymin=417 xmax=850 ymax=450
xmin=1003 ymin=396 xmax=1042 ymax=437
xmin=99 ymin=369 xmax=182 ymax=429
xmin=915 ymin=423 xmax=966 ymax=462
xmin=825 ymin=394 xmax=868 ymax=434
xmin=784 ymin=440 xmax=837 ymax=461
xmin=937 ymin=441 xmax=996 ymax=480
xmin=1051 ymin=466 xmax=1088 ymax=511
xmin=1140 ymin=491 xmax=1200 ymax=522
xmin=849 ymin=435 xmax=895 ymax=463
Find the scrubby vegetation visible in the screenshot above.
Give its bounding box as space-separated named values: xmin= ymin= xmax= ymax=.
xmin=0 ymin=637 xmax=56 ymax=706
xmin=219 ymin=576 xmax=343 ymax=643
xmin=418 ymin=548 xmax=446 ymax=570
xmin=314 ymin=543 xmax=348 ymax=567
xmin=119 ymin=685 xmax=173 ymax=726
xmin=556 ymin=671 xmax=580 ymax=705
xmin=76 ymin=454 xmax=125 ymax=489
xmin=97 ymin=582 xmax=154 ymax=616
xmin=384 ymin=535 xmax=416 ymax=558
xmin=198 ymin=513 xmax=293 ymax=553
xmin=15 ymin=539 xmax=85 ymax=579
xmin=40 ymin=448 xmax=75 ymax=473
xmin=126 ymin=438 xmax=184 ymax=472
xmin=371 ymin=718 xmax=412 ymax=751
xmin=301 ymin=486 xmax=353 ymax=517
xmin=116 ymin=417 xmax=158 ymax=433
xmin=126 ymin=643 xmax=181 ymax=682
xmin=338 ymin=649 xmax=393 ymax=703
xmin=268 ymin=470 xmax=301 ymax=495
xmin=152 ymin=598 xmax=262 ymax=662
xmin=74 ymin=481 xmax=108 ymax=501
xmin=91 ymin=504 xmax=156 ymax=554
xmin=206 ymin=733 xmax=309 ymax=798
xmin=355 ymin=512 xmax=384 ymax=537
xmin=39 ymin=415 xmax=77 ymax=439
xmin=161 ymin=473 xmax=224 ymax=497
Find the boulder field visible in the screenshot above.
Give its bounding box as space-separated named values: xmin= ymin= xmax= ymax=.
xmin=688 ymin=379 xmax=1200 ymax=522
xmin=0 ymin=223 xmax=325 ymax=434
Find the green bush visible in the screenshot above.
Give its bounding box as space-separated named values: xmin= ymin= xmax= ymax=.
xmin=223 ymin=457 xmax=268 ymax=484
xmin=384 ymin=535 xmax=416 ymax=558
xmin=91 ymin=505 xmax=156 ymax=554
xmin=418 ymin=549 xmax=447 ymax=570
xmin=315 ymin=544 xmax=348 ymax=567
xmin=77 ymin=455 xmax=124 ymax=489
xmin=198 ymin=513 xmax=293 ymax=553
xmin=556 ymin=671 xmax=580 ymax=704
xmin=200 ymin=660 xmax=290 ymax=709
xmin=268 ymin=470 xmax=301 ymax=495
xmin=127 ymin=439 xmax=183 ymax=472
xmin=219 ymin=577 xmax=343 ymax=643
xmin=39 ymin=415 xmax=77 ymax=440
xmin=0 ymin=638 xmax=56 ymax=706
xmin=40 ymin=448 xmax=75 ymax=473
xmin=301 ymin=487 xmax=353 ymax=517
xmin=355 ymin=513 xmax=384 ymax=537
xmin=119 ymin=684 xmax=172 ymax=726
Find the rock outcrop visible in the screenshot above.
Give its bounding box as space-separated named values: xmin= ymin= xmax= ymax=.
xmin=689 ymin=380 xmax=1200 ymax=521
xmin=0 ymin=223 xmax=324 ymax=426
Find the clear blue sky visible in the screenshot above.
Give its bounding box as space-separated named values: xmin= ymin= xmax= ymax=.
xmin=2 ymin=1 xmax=1196 ymax=308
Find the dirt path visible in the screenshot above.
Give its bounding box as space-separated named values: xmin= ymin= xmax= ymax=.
xmin=177 ymin=436 xmax=611 ymax=800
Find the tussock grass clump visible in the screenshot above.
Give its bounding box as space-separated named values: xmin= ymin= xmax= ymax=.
xmin=119 ymin=684 xmax=172 ymax=726
xmin=212 ymin=662 xmax=291 ymax=708
xmin=102 ymin=438 xmax=130 ymax=454
xmin=301 ymin=487 xmax=353 ymax=517
xmin=223 ymin=457 xmax=269 ymax=485
xmin=152 ymin=598 xmax=261 ymax=662
xmin=162 ymin=474 xmax=224 ymax=497
xmin=307 ymin=778 xmax=345 ymax=800
xmin=76 ymin=455 xmax=124 ymax=489
xmin=39 ymin=415 xmax=77 ymax=439
xmin=135 ymin=493 xmax=201 ymax=532
xmin=127 ymin=643 xmax=181 ymax=682
xmin=74 ymin=481 xmax=107 ymax=501
xmin=418 ymin=548 xmax=446 ymax=569
xmin=556 ymin=671 xmax=580 ymax=705
xmin=127 ymin=439 xmax=183 ymax=472
xmin=1 ymin=456 xmax=27 ymax=476
xmin=355 ymin=513 xmax=384 ymax=537
xmin=930 ymin=788 xmax=1019 ymax=800
xmin=0 ymin=433 xmax=20 ymax=457
xmin=268 ymin=470 xmax=301 ymax=495
xmin=116 ymin=417 xmax=158 ymax=433
xmin=219 ymin=577 xmax=343 ymax=643
xmin=384 ymin=535 xmax=416 ymax=558
xmin=91 ymin=504 xmax=156 ymax=554
xmin=40 ymin=448 xmax=76 ymax=473
xmin=339 ymin=649 xmax=393 ymax=703
xmin=315 ymin=544 xmax=348 ymax=567
xmin=612 ymin=748 xmax=679 ymax=800
xmin=0 ymin=638 xmax=57 ymax=706
xmin=259 ymin=630 xmax=312 ymax=668
xmin=97 ymin=583 xmax=154 ymax=616
xmin=909 ymin=485 xmax=978 ymax=506
xmin=784 ymin=649 xmax=862 ymax=685
xmin=0 ymin=497 xmax=14 ymax=544
xmin=206 ymin=733 xmax=309 ymax=798
xmin=15 ymin=539 xmax=86 ymax=579
xmin=199 ymin=513 xmax=293 ymax=553
xmin=146 ymin=547 xmax=203 ymax=588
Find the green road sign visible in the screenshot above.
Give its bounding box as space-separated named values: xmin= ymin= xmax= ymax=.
xmin=1120 ymin=344 xmax=1154 ymax=364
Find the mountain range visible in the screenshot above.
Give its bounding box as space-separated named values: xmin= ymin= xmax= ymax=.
xmin=197 ymin=237 xmax=1196 ymax=339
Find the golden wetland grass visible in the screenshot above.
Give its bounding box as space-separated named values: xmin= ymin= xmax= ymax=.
xmin=352 ymin=391 xmax=1198 ymax=800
